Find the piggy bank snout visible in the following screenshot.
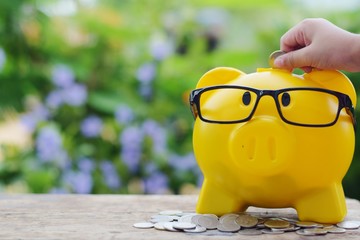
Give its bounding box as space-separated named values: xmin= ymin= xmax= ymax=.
xmin=229 ymin=118 xmax=295 ymax=176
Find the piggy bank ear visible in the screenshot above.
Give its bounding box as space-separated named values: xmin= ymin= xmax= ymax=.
xmin=196 ymin=67 xmax=246 ymax=88
xmin=304 ymin=70 xmax=357 ymax=107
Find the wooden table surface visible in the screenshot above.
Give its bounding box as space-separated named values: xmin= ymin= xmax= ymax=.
xmin=0 ymin=194 xmax=359 ymax=239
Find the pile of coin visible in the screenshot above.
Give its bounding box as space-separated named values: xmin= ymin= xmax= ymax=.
xmin=133 ymin=210 xmax=360 ymax=236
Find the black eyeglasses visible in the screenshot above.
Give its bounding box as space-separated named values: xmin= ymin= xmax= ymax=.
xmin=189 ymin=85 xmax=356 ymax=130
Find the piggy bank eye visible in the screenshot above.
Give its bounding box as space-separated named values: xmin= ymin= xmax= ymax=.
xmin=242 ymin=91 xmax=251 ymax=105
xmin=281 ymin=92 xmax=291 ymax=107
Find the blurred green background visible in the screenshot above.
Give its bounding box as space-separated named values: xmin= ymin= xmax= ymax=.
xmin=0 ymin=0 xmax=359 ymax=199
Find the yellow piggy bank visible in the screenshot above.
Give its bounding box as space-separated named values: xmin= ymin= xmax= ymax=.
xmin=189 ymin=67 xmax=356 ymax=223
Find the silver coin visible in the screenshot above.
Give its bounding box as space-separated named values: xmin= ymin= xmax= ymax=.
xmin=200 ymin=229 xmax=233 ymax=236
xmin=261 ymin=229 xmax=284 ymax=234
xmin=172 ymin=222 xmax=197 ymax=230
xmin=337 ymin=220 xmax=360 ymax=229
xmin=177 ymin=212 xmax=195 ymax=217
xmin=178 ymin=214 xmax=196 ymax=223
xmin=217 ymin=223 xmax=241 ymax=233
xmin=133 ymin=222 xmax=154 ymax=229
xmin=190 ymin=214 xmax=203 ymax=225
xmin=219 ymin=213 xmax=239 ymax=224
xmin=326 ymin=226 xmax=346 ymax=234
xmin=154 ymin=222 xmax=167 ymax=231
xmin=238 ymin=229 xmax=263 ymax=235
xmin=197 ymin=215 xmax=219 ymax=229
xmin=203 ymin=213 xmax=218 ymax=219
xmin=296 ymin=229 xmax=316 ymax=236
xmin=184 ymin=225 xmax=207 ymax=233
xmin=163 ymin=222 xmax=180 ymax=232
xmin=150 ymin=215 xmax=173 ymax=223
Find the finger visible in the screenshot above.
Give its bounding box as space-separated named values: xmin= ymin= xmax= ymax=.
xmin=280 ymin=21 xmax=312 ymax=52
xmin=273 ymin=48 xmax=310 ymax=70
xmin=301 ymin=66 xmax=313 ymax=73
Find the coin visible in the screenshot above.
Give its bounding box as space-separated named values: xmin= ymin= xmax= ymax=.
xmin=172 ymin=222 xmax=197 ymax=230
xmin=280 ymin=217 xmax=298 ymax=223
xmin=235 ymin=214 xmax=258 ymax=228
xmin=261 ymin=228 xmax=284 ymax=234
xmin=304 ymin=228 xmax=327 ymax=235
xmin=296 ymin=221 xmax=320 ymax=228
xmin=190 ymin=214 xmax=203 ymax=225
xmin=264 ymin=219 xmax=290 ymax=229
xmin=184 ymin=225 xmax=207 ymax=233
xmin=198 ymin=215 xmax=219 ymax=229
xmin=269 ymin=50 xmax=286 ymax=68
xmin=219 ymin=213 xmax=239 ymax=224
xmin=282 ymin=224 xmax=300 ymax=232
xmin=154 ymin=222 xmax=167 ymax=230
xmin=163 ymin=222 xmax=180 ymax=232
xmin=326 ymin=226 xmax=346 ymax=234
xmin=217 ymin=222 xmax=241 ymax=233
xmin=238 ymin=229 xmax=263 ymax=235
xmin=179 ymin=214 xmax=196 ymax=223
xmin=337 ymin=221 xmax=360 ymax=229
xmin=296 ymin=229 xmax=316 ymax=236
xmin=150 ymin=215 xmax=174 ymax=223
xmin=133 ymin=222 xmax=154 ymax=229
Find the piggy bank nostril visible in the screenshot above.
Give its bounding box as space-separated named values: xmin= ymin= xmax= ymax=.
xmin=268 ymin=137 xmax=277 ymax=162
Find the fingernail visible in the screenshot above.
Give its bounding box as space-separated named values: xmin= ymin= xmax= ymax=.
xmin=274 ymin=57 xmax=284 ymax=67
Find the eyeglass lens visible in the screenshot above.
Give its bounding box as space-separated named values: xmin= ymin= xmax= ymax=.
xmin=199 ymin=88 xmax=340 ymax=125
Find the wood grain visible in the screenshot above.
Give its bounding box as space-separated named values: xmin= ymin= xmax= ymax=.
xmin=0 ymin=194 xmax=358 ymax=239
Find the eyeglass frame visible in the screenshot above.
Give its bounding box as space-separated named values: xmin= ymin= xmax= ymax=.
xmin=189 ymin=85 xmax=356 ymax=130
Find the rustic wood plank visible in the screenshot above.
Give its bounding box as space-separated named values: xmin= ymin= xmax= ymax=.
xmin=0 ymin=194 xmax=358 ymax=239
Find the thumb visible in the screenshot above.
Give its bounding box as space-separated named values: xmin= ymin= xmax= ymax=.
xmin=274 ymin=49 xmax=310 ymax=70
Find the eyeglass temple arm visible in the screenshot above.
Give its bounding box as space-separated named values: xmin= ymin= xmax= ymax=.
xmin=189 ymin=91 xmax=199 ymax=119
xmin=344 ymin=95 xmax=357 ymax=132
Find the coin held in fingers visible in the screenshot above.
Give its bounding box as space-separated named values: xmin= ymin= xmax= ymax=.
xmin=269 ymin=50 xmax=286 ymax=68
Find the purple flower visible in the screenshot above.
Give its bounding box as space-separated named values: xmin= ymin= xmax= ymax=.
xmin=100 ymin=160 xmax=121 ymax=190
xmin=46 ymin=84 xmax=87 ymax=108
xmin=35 ymin=126 xmax=68 ymax=167
xmin=63 ymin=170 xmax=93 ymax=194
xmin=0 ymin=47 xmax=6 ymax=72
xmin=168 ymin=153 xmax=197 ymax=172
xmin=142 ymin=120 xmax=167 ymax=154
xmin=45 ymin=90 xmax=64 ymax=109
xmin=144 ymin=171 xmax=168 ymax=194
xmin=150 ymin=37 xmax=173 ymax=61
xmin=120 ymin=126 xmax=143 ymax=173
xmin=21 ymin=104 xmax=50 ymax=132
xmin=136 ymin=62 xmax=156 ymax=83
xmin=63 ymin=83 xmax=88 ymax=106
xmin=115 ymin=104 xmax=134 ymax=125
xmin=51 ymin=64 xmax=75 ymax=88
xmin=80 ymin=115 xmax=103 ymax=138
xmin=144 ymin=162 xmax=158 ymax=175
xmin=78 ymin=157 xmax=95 ymax=173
